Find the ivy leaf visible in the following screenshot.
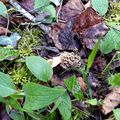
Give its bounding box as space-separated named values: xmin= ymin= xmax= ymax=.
xmin=92 ymin=0 xmax=108 ymax=16
xmin=34 ymin=0 xmax=50 ymax=9
xmin=0 ymin=1 xmax=8 ymax=18
xmin=101 ymin=29 xmax=120 ymax=54
xmin=64 ymin=75 xmax=84 ymax=100
xmin=23 ymin=82 xmax=66 ymax=110
xmin=108 ymin=73 xmax=120 ymax=86
xmin=113 ymin=108 xmax=120 ymax=120
xmin=26 ymin=56 xmax=53 ymax=82
xmin=41 ymin=5 xmax=57 ymax=23
xmin=56 ymin=92 xmax=71 ymax=120
xmin=0 ymin=72 xmax=16 ymax=97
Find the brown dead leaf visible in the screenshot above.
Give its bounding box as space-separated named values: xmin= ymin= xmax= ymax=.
xmin=0 ymin=104 xmax=10 ymax=120
xmin=0 ymin=0 xmax=8 ymax=4
xmin=0 ymin=26 xmax=12 ymax=35
xmin=59 ymin=0 xmax=85 ymax=22
xmin=73 ymin=7 xmax=109 ymax=49
xmin=77 ymin=77 xmax=87 ymax=92
xmin=0 ymin=17 xmax=7 ymax=27
xmin=49 ymin=20 xmax=79 ymax=50
xmin=93 ymin=56 xmax=107 ymax=72
xmin=19 ymin=0 xmax=34 ymax=12
xmin=49 ymin=0 xmax=85 ymax=50
xmin=102 ymin=87 xmax=120 ymax=115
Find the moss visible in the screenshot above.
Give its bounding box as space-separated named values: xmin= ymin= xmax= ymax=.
xmin=17 ymin=27 xmax=44 ymax=57
xmin=105 ymin=2 xmax=120 ymax=22
xmin=12 ymin=27 xmax=44 ymax=57
xmin=9 ymin=65 xmax=37 ymax=87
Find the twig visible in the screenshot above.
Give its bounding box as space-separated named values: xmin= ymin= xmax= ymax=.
xmin=5 ymin=15 xmax=10 ymax=35
xmin=8 ymin=0 xmax=51 ymax=33
xmin=8 ymin=0 xmax=36 ymax=22
xmin=102 ymin=52 xmax=117 ymax=74
xmin=57 ymin=0 xmax=63 ymax=22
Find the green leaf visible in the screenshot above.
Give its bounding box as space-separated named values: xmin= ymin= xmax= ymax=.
xmin=56 ymin=92 xmax=71 ymax=120
xmin=27 ymin=111 xmax=56 ymax=120
xmin=108 ymin=73 xmax=120 ymax=86
xmin=107 ymin=22 xmax=120 ymax=31
xmin=113 ymin=108 xmax=120 ymax=120
xmin=0 ymin=1 xmax=8 ymax=18
xmin=0 ymin=96 xmax=6 ymax=103
xmin=64 ymin=75 xmax=84 ymax=100
xmin=86 ymin=99 xmax=98 ymax=106
xmin=34 ymin=0 xmax=50 ymax=9
xmin=7 ymin=97 xmax=23 ymax=111
xmin=92 ymin=0 xmax=108 ymax=15
xmin=41 ymin=5 xmax=57 ymax=23
xmin=6 ymin=104 xmax=25 ymax=120
xmin=23 ymin=82 xmax=66 ymax=110
xmin=101 ymin=29 xmax=120 ymax=54
xmin=0 ymin=72 xmax=16 ymax=97
xmin=26 ymin=56 xmax=53 ymax=82
xmin=87 ymin=39 xmax=101 ymax=71
xmin=0 ymin=46 xmax=19 ymax=61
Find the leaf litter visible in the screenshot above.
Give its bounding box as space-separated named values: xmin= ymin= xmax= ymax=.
xmin=0 ymin=0 xmax=120 ymax=119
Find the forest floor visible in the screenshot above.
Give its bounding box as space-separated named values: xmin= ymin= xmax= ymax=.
xmin=0 ymin=0 xmax=120 ymax=120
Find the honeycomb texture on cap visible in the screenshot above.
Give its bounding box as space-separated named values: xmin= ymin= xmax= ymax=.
xmin=60 ymin=52 xmax=81 ymax=69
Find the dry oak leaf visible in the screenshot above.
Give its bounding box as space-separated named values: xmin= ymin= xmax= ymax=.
xmin=77 ymin=77 xmax=87 ymax=92
xmin=49 ymin=0 xmax=85 ymax=50
xmin=102 ymin=87 xmax=120 ymax=115
xmin=49 ymin=20 xmax=79 ymax=50
xmin=73 ymin=7 xmax=109 ymax=49
xmin=59 ymin=0 xmax=85 ymax=22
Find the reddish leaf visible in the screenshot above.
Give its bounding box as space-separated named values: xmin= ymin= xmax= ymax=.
xmin=0 ymin=26 xmax=12 ymax=35
xmin=93 ymin=56 xmax=107 ymax=72
xmin=77 ymin=77 xmax=87 ymax=92
xmin=73 ymin=7 xmax=108 ymax=49
xmin=49 ymin=0 xmax=85 ymax=50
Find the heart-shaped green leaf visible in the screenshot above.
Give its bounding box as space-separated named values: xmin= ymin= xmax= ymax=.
xmin=0 ymin=72 xmax=16 ymax=97
xmin=23 ymin=82 xmax=66 ymax=110
xmin=26 ymin=56 xmax=53 ymax=82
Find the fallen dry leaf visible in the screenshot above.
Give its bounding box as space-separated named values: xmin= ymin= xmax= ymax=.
xmin=19 ymin=0 xmax=34 ymax=12
xmin=102 ymin=87 xmax=120 ymax=115
xmin=59 ymin=0 xmax=85 ymax=22
xmin=93 ymin=56 xmax=107 ymax=72
xmin=73 ymin=7 xmax=109 ymax=49
xmin=49 ymin=0 xmax=85 ymax=50
xmin=49 ymin=21 xmax=79 ymax=50
xmin=0 ymin=17 xmax=7 ymax=27
xmin=77 ymin=77 xmax=87 ymax=92
xmin=0 ymin=26 xmax=12 ymax=35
